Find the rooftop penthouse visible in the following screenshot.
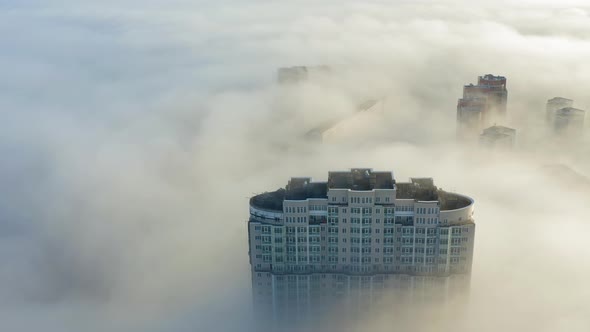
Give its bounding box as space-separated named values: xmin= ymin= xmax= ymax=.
xmin=250 ymin=169 xmax=472 ymax=212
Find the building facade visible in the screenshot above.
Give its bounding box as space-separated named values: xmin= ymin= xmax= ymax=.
xmin=248 ymin=169 xmax=475 ymax=277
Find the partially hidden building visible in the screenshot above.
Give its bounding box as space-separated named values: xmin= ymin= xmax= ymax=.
xmin=457 ymin=74 xmax=508 ymax=138
xmin=479 ymin=125 xmax=517 ymax=149
xmin=545 ymin=98 xmax=585 ymax=137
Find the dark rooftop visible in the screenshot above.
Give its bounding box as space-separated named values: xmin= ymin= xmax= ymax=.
xmin=249 ymin=170 xmax=472 ymax=212
xmin=285 ymin=178 xmax=328 ymax=200
xmin=396 ymin=178 xmax=438 ymax=201
xmin=396 ymin=178 xmax=472 ymax=210
xmin=249 ymin=188 xmax=286 ymax=211
xmin=328 ymin=168 xmax=394 ymax=190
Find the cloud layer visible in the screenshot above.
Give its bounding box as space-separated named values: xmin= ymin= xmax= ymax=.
xmin=1 ymin=1 xmax=590 ymax=331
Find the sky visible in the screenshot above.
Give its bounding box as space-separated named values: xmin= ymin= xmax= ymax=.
xmin=1 ymin=0 xmax=590 ymax=331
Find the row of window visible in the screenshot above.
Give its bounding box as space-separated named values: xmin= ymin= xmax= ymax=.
xmin=416 ymin=207 xmax=439 ymax=214
xmin=309 ymin=205 xmax=327 ymax=211
xmin=255 ymin=224 xmax=470 ymax=235
xmin=254 ymin=235 xmax=469 ymax=247
xmin=285 ymin=216 xmax=307 ymax=223
xmin=416 ymin=217 xmax=439 ymax=225
xmin=284 ymin=206 xmax=307 ymax=214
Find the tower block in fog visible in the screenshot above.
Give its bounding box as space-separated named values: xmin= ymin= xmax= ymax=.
xmin=457 ymin=74 xmax=508 ymax=138
xmin=248 ymin=169 xmax=475 ymax=276
xmin=479 ymin=125 xmax=517 ymax=149
xmin=277 ymin=65 xmax=331 ymax=84
xmin=545 ymin=97 xmax=586 ymax=137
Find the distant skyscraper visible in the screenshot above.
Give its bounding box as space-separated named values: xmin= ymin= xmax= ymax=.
xmin=546 ymin=97 xmax=573 ymax=123
xmin=479 ymin=125 xmax=517 ymax=149
xmin=552 ymin=107 xmax=586 ymax=137
xmin=457 ymin=74 xmax=508 ymax=138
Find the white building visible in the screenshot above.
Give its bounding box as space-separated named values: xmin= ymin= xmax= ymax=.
xmin=248 ymin=169 xmax=475 ymax=277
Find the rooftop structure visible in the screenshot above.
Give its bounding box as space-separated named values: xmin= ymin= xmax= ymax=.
xmin=457 ymin=74 xmax=508 ymax=139
xmin=248 ymin=168 xmax=475 ymax=278
xmin=479 ymin=125 xmax=517 ymax=149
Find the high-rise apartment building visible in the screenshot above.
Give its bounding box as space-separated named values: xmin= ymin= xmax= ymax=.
xmin=479 ymin=125 xmax=517 ymax=149
xmin=248 ymin=169 xmax=475 ymax=277
xmin=457 ymin=74 xmax=508 ymax=138
xmin=552 ymin=107 xmax=586 ymax=137
xmin=546 ymin=97 xmax=573 ymax=123
xmin=545 ymin=98 xmax=585 ymax=137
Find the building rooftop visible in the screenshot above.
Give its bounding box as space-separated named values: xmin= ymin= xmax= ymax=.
xmin=328 ymin=168 xmax=394 ymax=190
xmin=482 ymin=125 xmax=516 ymax=136
xmin=555 ymin=107 xmax=585 ymax=117
xmin=250 ymin=171 xmax=472 ymax=211
xmin=548 ymin=97 xmax=573 ymax=103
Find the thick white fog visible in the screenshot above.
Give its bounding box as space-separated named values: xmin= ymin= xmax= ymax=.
xmin=1 ymin=0 xmax=589 ymax=331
